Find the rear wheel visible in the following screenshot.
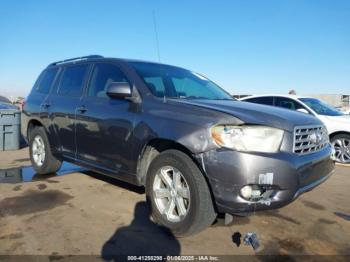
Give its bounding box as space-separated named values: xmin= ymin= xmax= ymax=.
xmin=331 ymin=134 xmax=350 ymax=164
xmin=29 ymin=126 xmax=62 ymax=174
xmin=146 ymin=150 xmax=216 ymax=237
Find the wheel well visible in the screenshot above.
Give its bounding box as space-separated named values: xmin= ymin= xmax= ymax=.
xmin=136 ymin=139 xmax=201 ymax=186
xmin=137 ymin=138 xmax=218 ymax=214
xmin=27 ymin=119 xmax=43 ymax=138
xmin=329 ymin=131 xmax=350 ymax=141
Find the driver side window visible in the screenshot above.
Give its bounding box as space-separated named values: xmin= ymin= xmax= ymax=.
xmin=88 ymin=63 xmax=129 ymax=98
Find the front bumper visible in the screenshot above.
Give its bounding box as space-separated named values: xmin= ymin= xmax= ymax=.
xmin=198 ymin=144 xmax=335 ymax=214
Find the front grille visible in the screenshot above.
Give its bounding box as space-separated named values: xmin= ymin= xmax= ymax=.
xmin=293 ymin=125 xmax=329 ymax=155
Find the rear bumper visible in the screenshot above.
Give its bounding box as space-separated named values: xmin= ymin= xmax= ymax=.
xmin=199 ymin=144 xmax=335 ymax=214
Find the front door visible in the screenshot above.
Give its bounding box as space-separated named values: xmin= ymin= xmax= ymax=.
xmin=75 ymin=63 xmax=136 ymax=174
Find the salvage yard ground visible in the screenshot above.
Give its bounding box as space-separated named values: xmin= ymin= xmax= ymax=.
xmin=0 ymin=148 xmax=349 ymax=259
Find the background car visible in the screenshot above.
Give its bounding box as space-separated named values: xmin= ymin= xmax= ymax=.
xmin=0 ymin=95 xmax=18 ymax=110
xmin=240 ymin=94 xmax=350 ymax=164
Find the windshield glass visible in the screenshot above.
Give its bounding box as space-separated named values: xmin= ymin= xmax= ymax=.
xmin=299 ymin=98 xmax=344 ymax=116
xmin=130 ymin=62 xmax=234 ymax=100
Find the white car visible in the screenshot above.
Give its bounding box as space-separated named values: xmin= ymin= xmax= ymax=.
xmin=240 ymin=94 xmax=350 ymax=164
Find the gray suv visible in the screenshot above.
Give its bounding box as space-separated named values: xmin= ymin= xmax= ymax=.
xmin=22 ymin=55 xmax=335 ymax=236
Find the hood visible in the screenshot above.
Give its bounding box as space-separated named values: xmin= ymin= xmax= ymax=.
xmin=170 ymin=99 xmax=322 ymax=132
xmin=324 ymin=115 xmax=350 ymax=124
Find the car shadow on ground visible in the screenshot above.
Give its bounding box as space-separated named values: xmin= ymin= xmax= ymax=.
xmin=101 ymin=201 xmax=181 ymax=261
xmin=82 ymin=170 xmax=145 ymax=194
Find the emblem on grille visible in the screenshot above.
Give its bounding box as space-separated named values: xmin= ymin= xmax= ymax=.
xmin=310 ymin=130 xmax=322 ymax=145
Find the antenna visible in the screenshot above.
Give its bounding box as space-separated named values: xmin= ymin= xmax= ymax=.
xmin=152 ymin=10 xmax=161 ymax=63
xmin=152 ymin=10 xmax=167 ymax=102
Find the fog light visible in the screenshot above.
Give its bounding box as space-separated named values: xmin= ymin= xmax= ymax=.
xmin=240 ymin=185 xmax=252 ymax=199
xmin=240 ymin=185 xmax=263 ymax=200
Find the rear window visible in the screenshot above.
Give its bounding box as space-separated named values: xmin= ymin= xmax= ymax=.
xmin=57 ymin=64 xmax=89 ymax=97
xmin=36 ymin=68 xmax=59 ymax=94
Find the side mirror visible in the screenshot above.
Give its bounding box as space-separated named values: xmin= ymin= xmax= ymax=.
xmin=296 ymin=108 xmax=309 ymax=114
xmin=106 ymin=82 xmax=132 ymax=99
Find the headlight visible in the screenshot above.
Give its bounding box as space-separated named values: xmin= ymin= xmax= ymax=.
xmin=211 ymin=125 xmax=284 ymax=153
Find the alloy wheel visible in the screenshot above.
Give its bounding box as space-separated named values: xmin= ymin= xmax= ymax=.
xmin=32 ymin=135 xmax=46 ymax=166
xmin=332 ymin=138 xmax=350 ymax=163
xmin=153 ymin=166 xmax=191 ymax=222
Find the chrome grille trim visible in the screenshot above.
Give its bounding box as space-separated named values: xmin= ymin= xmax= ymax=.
xmin=293 ymin=125 xmax=329 ymax=155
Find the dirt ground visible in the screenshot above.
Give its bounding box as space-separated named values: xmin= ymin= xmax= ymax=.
xmin=0 ymin=147 xmax=349 ymax=260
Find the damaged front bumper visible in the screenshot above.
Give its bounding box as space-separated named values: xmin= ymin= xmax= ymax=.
xmin=198 ymin=144 xmax=335 ymax=214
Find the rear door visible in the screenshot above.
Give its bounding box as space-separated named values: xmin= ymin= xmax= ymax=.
xmin=75 ymin=62 xmax=135 ymax=173
xmin=48 ymin=63 xmax=90 ymax=158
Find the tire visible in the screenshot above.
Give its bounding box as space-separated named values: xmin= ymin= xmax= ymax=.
xmin=29 ymin=126 xmax=62 ymax=174
xmin=330 ymin=134 xmax=350 ymax=164
xmin=146 ymin=149 xmax=216 ymax=237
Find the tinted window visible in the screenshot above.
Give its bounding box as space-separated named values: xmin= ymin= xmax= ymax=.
xmin=57 ymin=64 xmax=89 ymax=97
xmin=131 ymin=62 xmax=233 ymax=100
xmin=88 ymin=63 xmax=129 ymax=98
xmin=37 ymin=68 xmax=58 ymax=94
xmin=275 ymin=97 xmax=305 ymax=111
xmin=245 ymin=97 xmax=273 ymax=105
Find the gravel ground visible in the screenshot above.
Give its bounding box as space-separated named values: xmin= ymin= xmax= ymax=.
xmin=0 ymin=148 xmax=349 ymax=259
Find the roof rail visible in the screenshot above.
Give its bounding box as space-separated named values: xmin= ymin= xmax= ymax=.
xmin=49 ymin=55 xmax=103 ymax=66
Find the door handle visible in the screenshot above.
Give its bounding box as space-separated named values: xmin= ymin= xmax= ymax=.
xmin=77 ymin=106 xmax=87 ymax=113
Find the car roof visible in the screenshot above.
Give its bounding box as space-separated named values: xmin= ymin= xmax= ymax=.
xmin=239 ymin=94 xmax=312 ymax=100
xmin=47 ymin=55 xmax=185 ymax=70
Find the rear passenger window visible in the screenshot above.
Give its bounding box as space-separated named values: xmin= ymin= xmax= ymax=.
xmin=245 ymin=97 xmax=273 ymax=105
xmin=57 ymin=64 xmax=89 ymax=97
xmin=88 ymin=63 xmax=129 ymax=98
xmin=36 ymin=68 xmax=58 ymax=94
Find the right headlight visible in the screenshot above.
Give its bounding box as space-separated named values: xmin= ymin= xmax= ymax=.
xmin=211 ymin=125 xmax=284 ymax=153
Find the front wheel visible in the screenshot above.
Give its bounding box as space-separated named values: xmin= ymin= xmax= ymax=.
xmin=146 ymin=150 xmax=216 ymax=237
xmin=29 ymin=126 xmax=62 ymax=174
xmin=331 ymin=134 xmax=350 ymax=164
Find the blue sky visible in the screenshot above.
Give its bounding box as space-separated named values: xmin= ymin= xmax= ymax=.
xmin=0 ymin=0 xmax=349 ymax=98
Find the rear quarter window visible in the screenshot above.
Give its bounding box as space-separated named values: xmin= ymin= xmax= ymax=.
xmin=35 ymin=68 xmax=59 ymax=94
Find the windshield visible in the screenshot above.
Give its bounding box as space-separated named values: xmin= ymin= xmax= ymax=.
xmin=299 ymin=98 xmax=344 ymax=116
xmin=130 ymin=62 xmax=234 ymax=100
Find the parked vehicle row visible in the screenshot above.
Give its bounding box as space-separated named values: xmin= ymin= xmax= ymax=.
xmin=240 ymin=95 xmax=350 ymax=164
xmin=22 ymin=56 xmax=334 ymax=236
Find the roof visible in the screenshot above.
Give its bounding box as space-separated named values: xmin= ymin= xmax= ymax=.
xmin=47 ymin=55 xmax=181 ymax=69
